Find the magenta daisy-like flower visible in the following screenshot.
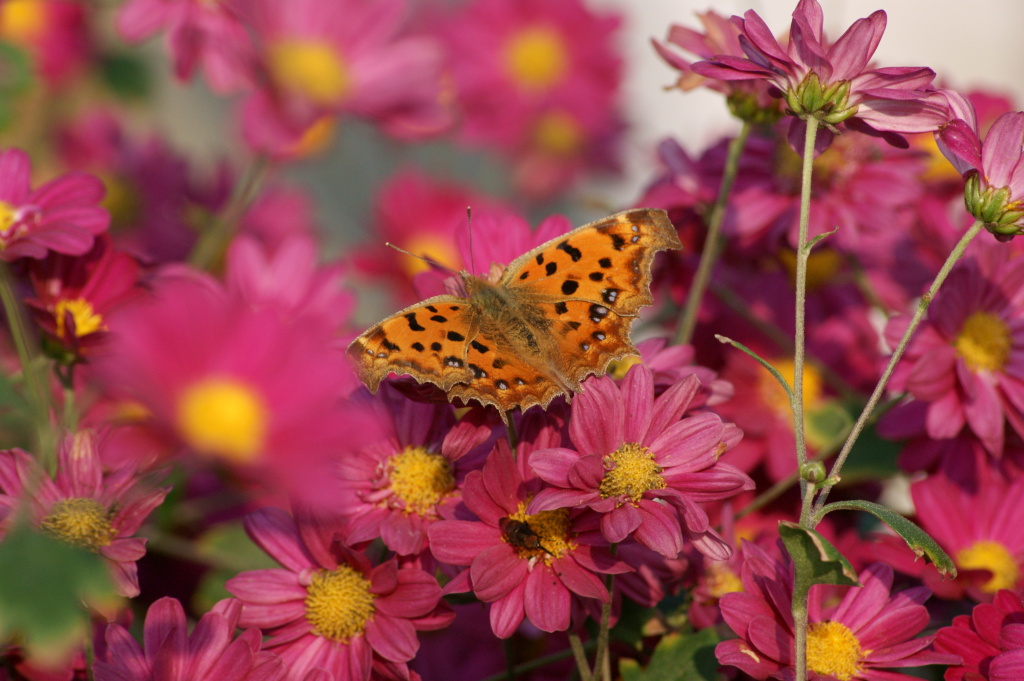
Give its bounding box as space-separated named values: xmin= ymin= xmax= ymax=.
xmin=690 ymin=0 xmax=947 ymax=153
xmin=716 ymin=543 xmax=958 ymax=681
xmin=334 ymin=384 xmax=493 ymax=556
xmin=0 ymin=147 xmax=109 ymax=261
xmin=94 ymin=597 xmax=283 ymax=681
xmin=527 ymin=364 xmax=752 ymax=559
xmin=227 ymin=507 xmax=453 ymax=681
xmin=886 ymin=240 xmax=1024 ymax=456
xmin=935 ymin=589 xmax=1024 ymax=681
xmin=0 ymin=431 xmax=169 ymax=597
xmin=427 ymin=421 xmax=629 ymax=639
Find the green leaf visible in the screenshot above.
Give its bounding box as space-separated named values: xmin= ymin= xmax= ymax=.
xmin=779 ymin=521 xmax=860 ymax=595
xmin=715 ymin=335 xmax=792 ymax=401
xmin=619 ymin=629 xmax=719 ymax=681
xmin=0 ymin=523 xmax=118 ymax=664
xmin=817 ymin=500 xmax=956 ymax=578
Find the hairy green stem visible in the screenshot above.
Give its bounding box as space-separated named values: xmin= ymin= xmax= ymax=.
xmin=674 ymin=121 xmax=753 ymax=345
xmin=591 ymin=573 xmax=615 ymax=681
xmin=569 ymin=632 xmax=592 ymax=681
xmin=793 ymin=588 xmax=809 ymax=681
xmin=811 ymin=219 xmax=985 ymax=516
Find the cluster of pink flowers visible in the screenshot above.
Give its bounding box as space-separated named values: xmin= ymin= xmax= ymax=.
xmin=5 ymin=0 xmax=1024 ymax=680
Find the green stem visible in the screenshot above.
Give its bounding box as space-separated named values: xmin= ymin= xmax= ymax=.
xmin=592 ymin=574 xmax=615 ymax=681
xmin=569 ymin=632 xmax=592 ymax=681
xmin=484 ymin=640 xmax=594 ymax=681
xmin=793 ymin=589 xmax=809 ymax=681
xmin=0 ymin=263 xmax=53 ymax=468
xmin=188 ymin=155 xmax=273 ymax=271
xmin=674 ymin=121 xmax=753 ymax=346
xmin=793 ymin=118 xmax=819 ymax=528
xmin=811 ymin=219 xmax=985 ymax=516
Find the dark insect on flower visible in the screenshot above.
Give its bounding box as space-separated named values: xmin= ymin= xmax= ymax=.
xmin=499 ymin=517 xmax=552 ymax=556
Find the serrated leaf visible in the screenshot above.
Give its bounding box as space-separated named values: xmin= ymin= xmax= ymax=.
xmin=779 ymin=521 xmax=860 ymax=595
xmin=618 ymin=629 xmax=719 ymax=681
xmin=0 ymin=523 xmax=119 ymax=664
xmin=818 ymin=500 xmax=956 ymax=578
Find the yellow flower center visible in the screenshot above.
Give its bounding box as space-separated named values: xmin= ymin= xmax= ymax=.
xmin=0 ymin=200 xmax=27 ymax=245
xmin=760 ymin=358 xmax=823 ymax=417
xmin=176 ymin=378 xmax=268 ymax=463
xmin=54 ymin=298 xmax=106 ymax=340
xmin=401 ymin=234 xmax=460 ymax=278
xmin=503 ymin=26 xmax=568 ymax=92
xmin=268 ymin=39 xmax=351 ymax=105
xmin=704 ymin=562 xmax=744 ymax=599
xmin=956 ymin=540 xmax=1019 ymax=593
xmin=605 ymin=355 xmax=642 ymax=380
xmin=532 ymin=111 xmax=583 ymax=155
xmin=304 ymin=565 xmax=375 ymax=643
xmin=806 ymin=620 xmax=865 ymax=681
xmin=503 ymin=503 xmax=575 ymax=563
xmin=599 ymin=443 xmax=665 ymax=504
xmin=916 ymin=134 xmax=964 ymax=184
xmin=386 ymin=446 xmax=455 ymax=516
xmin=40 ymin=498 xmax=116 ymax=551
xmin=100 ymin=174 xmax=141 ymax=231
xmin=0 ymin=0 xmax=45 ymax=41
xmin=955 ymin=310 xmax=1011 ymax=373
xmin=778 ymin=248 xmax=844 ymax=291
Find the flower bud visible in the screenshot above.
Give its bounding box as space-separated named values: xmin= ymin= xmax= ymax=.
xmin=800 ymin=461 xmax=827 ymax=484
xmin=964 ymin=172 xmax=1024 ymax=240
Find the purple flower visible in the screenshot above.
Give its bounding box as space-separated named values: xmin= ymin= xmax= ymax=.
xmin=0 ymin=148 xmax=109 ymax=260
xmin=527 ymin=364 xmax=753 ymax=559
xmin=690 ymin=0 xmax=946 ymax=153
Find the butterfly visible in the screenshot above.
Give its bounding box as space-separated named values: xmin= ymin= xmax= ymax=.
xmin=347 ymin=208 xmax=681 ymax=422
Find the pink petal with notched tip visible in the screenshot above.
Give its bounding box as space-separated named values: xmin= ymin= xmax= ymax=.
xmin=620 ymin=364 xmax=654 ymax=444
xmin=470 ymin=543 xmax=528 ymax=602
xmin=489 ymin=580 xmax=526 ymax=639
xmin=633 ymin=501 xmax=683 ymax=557
xmin=375 ymin=570 xmax=441 ymax=619
xmin=523 ymin=567 xmax=570 ymax=632
xmin=570 ymin=376 xmax=623 ymax=455
xmin=600 ymin=502 xmax=641 ymax=543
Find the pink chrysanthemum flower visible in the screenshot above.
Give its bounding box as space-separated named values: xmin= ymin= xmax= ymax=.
xmin=935 ymin=589 xmax=1024 ymax=681
xmin=606 ymin=337 xmax=733 ymax=407
xmin=690 ymin=0 xmax=947 ymax=154
xmin=427 ymin=415 xmax=629 ymax=639
xmin=94 ymin=597 xmax=283 ymax=681
xmin=116 ymin=0 xmax=255 ymax=93
xmin=527 ymin=364 xmax=752 ymax=559
xmin=716 ymin=544 xmax=958 ymax=680
xmin=227 ymin=507 xmax=453 ymax=681
xmin=0 ymin=431 xmax=169 ymax=597
xmin=886 ymin=240 xmax=1024 ymax=456
xmin=0 ymin=147 xmax=109 ymax=261
xmin=334 ymin=385 xmax=493 ymax=556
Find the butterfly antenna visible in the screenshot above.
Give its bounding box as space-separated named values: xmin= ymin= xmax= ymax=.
xmin=385 ymin=242 xmax=459 ymax=277
xmin=466 ymin=206 xmax=476 ymax=277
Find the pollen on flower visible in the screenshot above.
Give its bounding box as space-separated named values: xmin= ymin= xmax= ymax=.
xmin=386 ymin=445 xmax=455 ymax=516
xmin=956 ymin=539 xmax=1020 ymax=592
xmin=532 ymin=111 xmax=583 ymax=155
xmin=176 ymin=377 xmax=268 ymax=463
xmin=503 ymin=26 xmax=568 ymax=91
xmin=599 ymin=443 xmax=666 ymax=504
xmin=304 ymin=565 xmax=376 ymax=643
xmin=0 ymin=200 xmax=29 ymax=245
xmin=955 ymin=310 xmax=1011 ymax=373
xmin=704 ymin=561 xmax=744 ymax=599
xmin=778 ymin=248 xmax=844 ymax=292
xmin=40 ymin=498 xmax=116 ymax=551
xmin=806 ymin=620 xmax=865 ymax=681
xmin=506 ymin=502 xmax=574 ymax=561
xmin=606 ymin=354 xmax=642 ymax=380
xmin=0 ymin=0 xmax=46 ymax=41
xmin=54 ymin=298 xmax=106 ymax=339
xmin=759 ymin=358 xmax=823 ymax=417
xmin=269 ymin=39 xmax=351 ymax=105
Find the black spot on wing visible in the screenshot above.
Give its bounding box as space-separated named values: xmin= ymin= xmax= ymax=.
xmin=412 ymin=342 xmax=425 ymax=352
xmin=561 ymin=280 xmax=579 ymax=295
xmin=557 ymin=240 xmax=582 ymax=262
xmin=447 ymin=330 xmax=466 ymax=342
xmin=610 ymin=234 xmax=626 ymax=251
xmin=545 ymin=262 xmax=557 ymax=276
xmin=602 ymin=288 xmax=619 ymax=305
xmin=431 ymin=342 xmax=443 ymax=352
xmin=599 ymin=257 xmax=612 ymax=268
xmin=536 ymin=253 xmax=544 ymax=265
xmin=404 ymin=313 xmax=425 ymax=332
xmin=589 ymin=272 xmax=603 ymax=282
xmin=430 ymin=314 xmax=448 ymax=323
xmin=426 ymin=305 xmax=438 ymax=312
xmin=519 ymin=271 xmax=529 ymax=280
xmin=471 ymin=340 xmax=490 ymax=354
xmin=554 ymin=301 xmax=568 ymax=315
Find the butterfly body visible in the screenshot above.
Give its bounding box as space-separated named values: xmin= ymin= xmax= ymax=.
xmin=348 ymin=208 xmax=681 ymax=420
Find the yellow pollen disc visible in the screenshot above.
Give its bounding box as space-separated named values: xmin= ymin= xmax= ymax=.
xmin=917 ymin=134 xmax=964 ymax=183
xmin=400 ymin=235 xmax=459 ymax=278
xmin=704 ymin=562 xmax=744 ymax=599
xmin=805 ymin=620 xmax=865 ymax=681
xmin=54 ymin=298 xmax=106 ymax=340
xmin=0 ymin=200 xmax=20 ymax=244
xmin=0 ymin=0 xmax=46 ymax=41
xmin=386 ymin=446 xmax=455 ymax=516
xmin=503 ymin=26 xmax=569 ymax=91
xmin=955 ymin=310 xmax=1011 ymax=373
xmin=956 ymin=540 xmax=1019 ymax=593
xmin=606 ymin=355 xmax=642 ymax=380
xmin=599 ymin=443 xmax=666 ymax=504
xmin=268 ymin=39 xmax=351 ymax=105
xmin=304 ymin=566 xmax=375 ymax=643
xmin=506 ymin=502 xmax=575 ymax=562
xmin=40 ymin=498 xmax=116 ymax=551
xmin=759 ymin=358 xmax=823 ymax=417
xmin=778 ymin=248 xmax=843 ymax=292
xmin=532 ymin=111 xmax=583 ymax=155
xmin=176 ymin=378 xmax=268 ymax=463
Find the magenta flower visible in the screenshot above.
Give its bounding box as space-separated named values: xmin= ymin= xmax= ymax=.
xmin=0 ymin=431 xmax=169 ymax=597
xmin=716 ymin=544 xmax=958 ymax=680
xmin=886 ymin=240 xmax=1024 ymax=456
xmin=226 ymin=507 xmax=453 ymax=681
xmin=427 ymin=429 xmax=629 ymax=638
xmin=334 ymin=385 xmax=493 ymax=556
xmin=691 ymin=0 xmax=946 ymax=153
xmin=527 ymin=364 xmax=752 ymax=559
xmin=0 ymin=0 xmax=92 ymax=85
xmin=0 ymin=148 xmax=108 ymax=261
xmin=94 ymin=597 xmax=283 ymax=681
xmin=116 ymin=0 xmax=255 ymax=93
xmin=935 ymin=589 xmax=1024 ymax=681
